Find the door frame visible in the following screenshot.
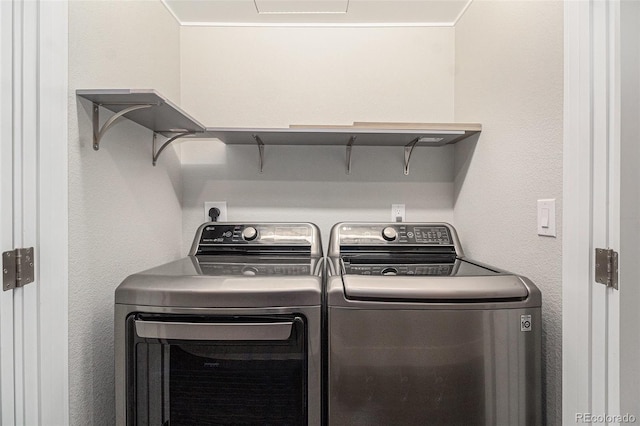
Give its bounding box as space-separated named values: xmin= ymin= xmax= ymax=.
xmin=0 ymin=0 xmax=17 ymax=422
xmin=563 ymin=0 xmax=621 ymax=423
xmin=1 ymin=0 xmax=69 ymax=424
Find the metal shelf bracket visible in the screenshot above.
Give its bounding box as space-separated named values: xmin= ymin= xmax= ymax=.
xmin=152 ymin=131 xmax=197 ymax=166
xmin=252 ymin=134 xmax=265 ymax=173
xmin=403 ymin=137 xmax=420 ymax=175
xmin=346 ymin=136 xmax=356 ymax=174
xmin=92 ymin=103 xmax=154 ymax=150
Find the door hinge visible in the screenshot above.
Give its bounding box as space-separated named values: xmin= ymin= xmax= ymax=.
xmin=595 ymin=248 xmax=618 ymax=290
xmin=2 ymin=248 xmax=34 ymax=291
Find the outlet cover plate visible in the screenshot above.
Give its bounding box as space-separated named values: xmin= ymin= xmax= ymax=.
xmin=391 ymin=204 xmax=406 ymax=222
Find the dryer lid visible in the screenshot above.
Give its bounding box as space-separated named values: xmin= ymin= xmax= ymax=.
xmin=342 ymin=275 xmax=529 ymax=302
xmin=115 ymin=257 xmax=323 ymax=308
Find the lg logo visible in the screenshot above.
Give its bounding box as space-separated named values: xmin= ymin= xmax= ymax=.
xmin=521 ymin=315 xmax=532 ymax=332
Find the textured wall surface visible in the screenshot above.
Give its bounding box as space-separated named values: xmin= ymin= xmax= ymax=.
xmin=453 ymin=1 xmax=563 ymax=424
xmin=68 ymin=2 xmax=182 ymax=425
xmin=179 ymin=27 xmax=456 ymax=248
xmin=180 ymin=27 xmax=455 ymax=128
xmin=181 ymin=143 xmax=455 ymax=252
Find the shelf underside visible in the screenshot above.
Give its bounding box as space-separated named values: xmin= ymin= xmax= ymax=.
xmin=77 ymin=89 xmax=205 ymax=134
xmin=203 ymin=126 xmax=480 ymax=146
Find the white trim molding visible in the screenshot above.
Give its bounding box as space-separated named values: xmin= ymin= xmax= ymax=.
xmin=37 ymin=0 xmax=70 ymax=424
xmin=0 ymin=1 xmax=17 ymax=422
xmin=563 ymin=0 xmax=622 ymax=423
xmin=562 ymin=0 xmax=594 ymax=420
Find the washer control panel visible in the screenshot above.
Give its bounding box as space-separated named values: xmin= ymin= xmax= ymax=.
xmin=339 ymin=224 xmax=453 ymax=245
xmin=343 ymin=263 xmax=455 ymax=276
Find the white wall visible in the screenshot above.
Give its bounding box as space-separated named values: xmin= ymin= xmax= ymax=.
xmin=453 ymin=1 xmax=563 ymax=424
xmin=179 ymin=27 xmax=456 ymax=248
xmin=68 ymin=1 xmax=182 ymax=424
xmin=181 ymin=143 xmax=455 ymax=251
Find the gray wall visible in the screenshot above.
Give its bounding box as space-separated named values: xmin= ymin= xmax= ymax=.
xmin=453 ymin=1 xmax=563 ymax=424
xmin=68 ymin=2 xmax=182 ymax=424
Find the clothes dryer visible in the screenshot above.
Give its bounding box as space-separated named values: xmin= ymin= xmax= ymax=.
xmin=115 ymin=222 xmax=323 ymax=426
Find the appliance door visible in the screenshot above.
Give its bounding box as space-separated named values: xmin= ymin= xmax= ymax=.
xmin=127 ymin=314 xmax=307 ymax=426
xmin=328 ymin=307 xmax=541 ymax=426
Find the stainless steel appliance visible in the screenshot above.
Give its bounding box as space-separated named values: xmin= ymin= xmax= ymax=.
xmin=115 ymin=223 xmax=323 ymax=426
xmin=326 ymin=222 xmax=542 ymax=426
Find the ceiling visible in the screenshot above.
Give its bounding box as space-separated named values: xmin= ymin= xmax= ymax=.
xmin=161 ymin=0 xmax=473 ymax=26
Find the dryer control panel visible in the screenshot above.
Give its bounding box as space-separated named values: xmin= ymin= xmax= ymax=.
xmin=190 ymin=222 xmax=323 ymax=257
xmin=198 ymin=262 xmax=313 ymax=276
xmin=199 ymin=224 xmax=312 ymax=245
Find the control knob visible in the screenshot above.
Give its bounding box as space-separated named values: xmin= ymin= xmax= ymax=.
xmin=242 ymin=226 xmax=258 ymax=241
xmin=382 ymin=227 xmax=397 ymax=241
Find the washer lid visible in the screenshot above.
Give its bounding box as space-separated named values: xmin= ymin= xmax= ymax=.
xmin=343 ymin=275 xmax=529 ymax=302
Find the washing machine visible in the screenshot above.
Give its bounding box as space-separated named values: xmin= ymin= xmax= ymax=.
xmin=115 ymin=222 xmax=323 ymax=426
xmin=326 ymin=222 xmax=541 ymax=426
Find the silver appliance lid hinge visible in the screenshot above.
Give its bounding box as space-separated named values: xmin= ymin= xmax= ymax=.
xmin=595 ymin=248 xmax=618 ymax=290
xmin=3 ymin=247 xmax=34 ymax=291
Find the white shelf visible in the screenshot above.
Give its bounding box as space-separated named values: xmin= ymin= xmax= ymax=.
xmin=77 ymin=89 xmax=206 ymax=165
xmin=77 ymin=89 xmax=481 ymax=174
xmin=204 ymin=124 xmax=479 ymax=146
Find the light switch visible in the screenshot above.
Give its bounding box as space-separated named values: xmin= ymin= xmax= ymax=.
xmin=537 ymin=199 xmax=556 ymax=237
xmin=541 ymin=208 xmax=550 ymax=228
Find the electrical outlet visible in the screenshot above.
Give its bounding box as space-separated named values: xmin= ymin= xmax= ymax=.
xmin=204 ymin=201 xmax=228 ymax=222
xmin=391 ymin=204 xmax=405 ymax=222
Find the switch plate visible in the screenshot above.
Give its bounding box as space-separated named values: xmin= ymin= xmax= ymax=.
xmin=537 ymin=199 xmax=556 ymax=237
xmin=204 ymin=201 xmax=227 ymax=222
xmin=391 ymin=204 xmax=405 ymax=222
